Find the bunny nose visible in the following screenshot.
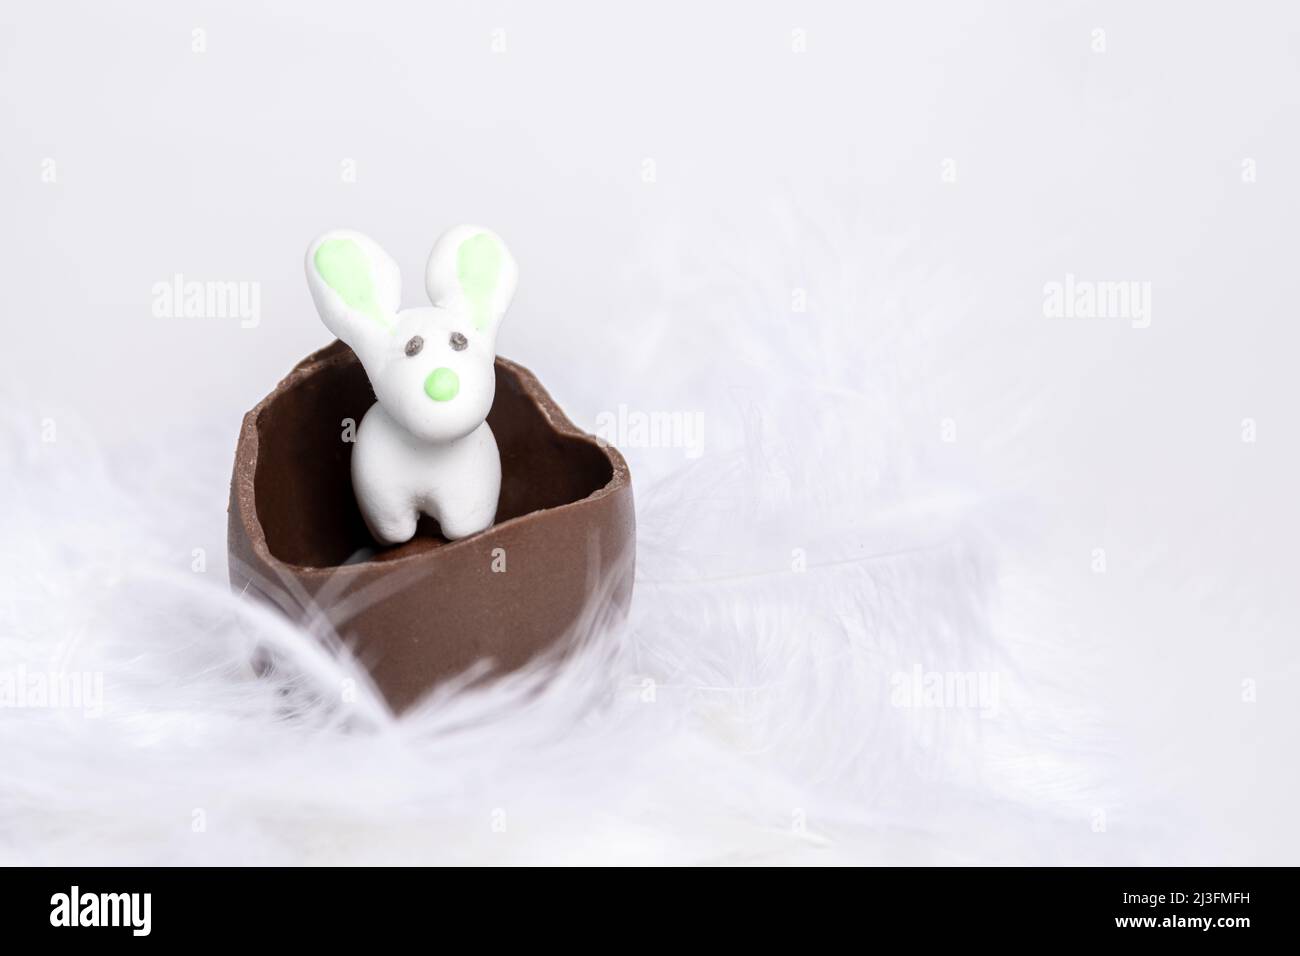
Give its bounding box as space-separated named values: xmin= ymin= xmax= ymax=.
xmin=424 ymin=367 xmax=460 ymax=402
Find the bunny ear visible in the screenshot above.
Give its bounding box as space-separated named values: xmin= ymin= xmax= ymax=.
xmin=424 ymin=226 xmax=518 ymax=339
xmin=306 ymin=230 xmax=401 ymax=362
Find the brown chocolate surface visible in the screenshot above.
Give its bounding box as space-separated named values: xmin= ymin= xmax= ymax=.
xmin=227 ymin=340 xmax=635 ymax=712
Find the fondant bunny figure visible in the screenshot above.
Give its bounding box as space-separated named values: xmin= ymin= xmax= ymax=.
xmin=305 ymin=226 xmax=518 ymax=545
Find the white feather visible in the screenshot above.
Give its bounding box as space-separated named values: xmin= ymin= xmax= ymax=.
xmin=0 ymin=200 xmax=1155 ymax=867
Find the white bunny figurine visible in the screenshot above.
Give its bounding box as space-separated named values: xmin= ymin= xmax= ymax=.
xmin=305 ymin=226 xmax=518 ymax=545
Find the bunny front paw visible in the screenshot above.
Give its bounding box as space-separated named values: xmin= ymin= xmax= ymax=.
xmin=360 ymin=504 xmax=420 ymax=547
xmin=436 ymin=507 xmax=495 ymax=542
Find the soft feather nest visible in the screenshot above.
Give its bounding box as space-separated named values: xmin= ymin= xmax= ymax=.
xmin=0 ymin=204 xmax=1137 ymax=865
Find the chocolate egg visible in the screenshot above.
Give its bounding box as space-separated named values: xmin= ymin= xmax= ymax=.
xmin=228 ymin=340 xmax=635 ymax=711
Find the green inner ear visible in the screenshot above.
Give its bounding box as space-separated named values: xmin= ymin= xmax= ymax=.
xmin=314 ymin=238 xmax=390 ymax=328
xmin=457 ymin=232 xmax=503 ymax=332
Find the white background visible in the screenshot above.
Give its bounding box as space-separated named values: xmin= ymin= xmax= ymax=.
xmin=2 ymin=1 xmax=1297 ymax=863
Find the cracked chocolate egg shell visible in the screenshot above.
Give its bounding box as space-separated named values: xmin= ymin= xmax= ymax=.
xmin=227 ymin=340 xmax=635 ymax=712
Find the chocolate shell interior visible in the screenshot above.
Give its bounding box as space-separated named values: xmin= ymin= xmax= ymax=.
xmin=253 ymin=340 xmax=614 ymax=567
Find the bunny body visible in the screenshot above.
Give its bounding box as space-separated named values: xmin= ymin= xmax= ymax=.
xmin=305 ymin=228 xmax=519 ymax=545
xmin=352 ymin=402 xmax=501 ymax=544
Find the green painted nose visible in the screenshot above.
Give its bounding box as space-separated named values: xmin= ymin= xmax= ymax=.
xmin=424 ymin=366 xmax=460 ymax=402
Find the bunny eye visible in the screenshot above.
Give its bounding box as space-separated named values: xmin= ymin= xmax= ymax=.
xmin=404 ymin=336 xmax=424 ymax=357
xmin=449 ymin=332 xmax=468 ymax=351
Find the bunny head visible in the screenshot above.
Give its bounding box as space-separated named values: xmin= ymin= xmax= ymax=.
xmin=305 ymin=226 xmax=518 ymax=444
